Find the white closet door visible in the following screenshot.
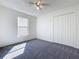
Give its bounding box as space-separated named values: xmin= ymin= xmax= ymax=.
xmin=53 ymin=13 xmax=76 ymax=47
xmin=77 ymin=9 xmax=79 ymax=48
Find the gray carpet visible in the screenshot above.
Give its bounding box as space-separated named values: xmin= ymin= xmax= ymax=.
xmin=0 ymin=39 xmax=79 ymax=59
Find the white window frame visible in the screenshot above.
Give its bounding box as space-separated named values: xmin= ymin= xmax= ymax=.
xmin=17 ymin=17 xmax=29 ymax=37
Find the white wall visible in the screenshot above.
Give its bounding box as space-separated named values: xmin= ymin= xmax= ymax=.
xmin=36 ymin=4 xmax=79 ymax=49
xmin=0 ymin=5 xmax=36 ymax=47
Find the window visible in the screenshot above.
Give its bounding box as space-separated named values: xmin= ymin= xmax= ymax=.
xmin=17 ymin=17 xmax=29 ymax=37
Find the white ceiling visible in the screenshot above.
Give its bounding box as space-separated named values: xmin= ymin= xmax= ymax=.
xmin=0 ymin=0 xmax=79 ymax=17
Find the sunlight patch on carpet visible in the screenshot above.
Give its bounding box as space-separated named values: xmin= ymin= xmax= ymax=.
xmin=3 ymin=43 xmax=26 ymax=59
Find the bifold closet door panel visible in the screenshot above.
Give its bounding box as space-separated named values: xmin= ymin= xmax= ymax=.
xmin=76 ymin=10 xmax=79 ymax=48
xmin=53 ymin=13 xmax=76 ymax=47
